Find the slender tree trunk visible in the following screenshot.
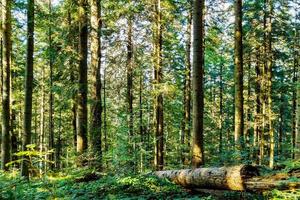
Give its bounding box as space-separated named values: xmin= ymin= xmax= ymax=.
xmin=103 ymin=66 xmax=108 ymax=154
xmin=234 ymin=0 xmax=244 ymax=156
xmin=1 ymin=0 xmax=11 ymax=171
xmin=48 ymin=0 xmax=55 ymax=170
xmin=90 ymin=0 xmax=102 ymax=166
xmin=0 ymin=0 xmax=3 ymax=154
xmin=56 ymin=107 xmax=62 ymax=169
xmin=39 ymin=68 xmax=45 ymax=173
xmin=127 ymin=17 xmax=134 ymax=168
xmin=191 ymin=0 xmax=205 ymax=167
xmin=139 ymin=67 xmax=144 ymax=172
xmin=246 ymin=62 xmax=251 ymax=156
xmin=21 ymin=0 xmax=34 ymax=177
xmin=278 ymin=79 xmax=283 ymax=157
xmin=219 ymin=64 xmax=223 ymax=155
xmin=154 ymin=0 xmax=164 ymax=171
xmin=77 ymin=0 xmax=88 ymax=154
xmin=292 ymin=11 xmax=299 ymax=160
xmin=256 ymin=47 xmax=264 ymax=165
xmin=182 ymin=2 xmax=192 ymax=165
xmin=265 ymin=0 xmax=274 ymax=169
xmin=67 ymin=11 xmax=77 ymax=151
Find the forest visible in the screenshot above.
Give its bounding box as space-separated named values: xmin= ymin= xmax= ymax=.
xmin=0 ymin=0 xmax=299 ymax=199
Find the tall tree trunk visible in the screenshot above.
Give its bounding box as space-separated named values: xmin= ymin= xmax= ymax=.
xmin=90 ymin=0 xmax=102 ymax=166
xmin=0 ymin=0 xmax=3 ymax=154
xmin=127 ymin=17 xmax=135 ymax=170
xmin=154 ymin=0 xmax=164 ymax=171
xmin=1 ymin=0 xmax=11 ymax=171
xmin=245 ymin=62 xmax=251 ymax=157
xmin=21 ymin=0 xmax=34 ymax=177
xmin=293 ymin=11 xmax=299 ymax=160
xmin=219 ymin=64 xmax=223 ymax=155
xmin=103 ymin=67 xmax=108 ymax=153
xmin=265 ymin=0 xmax=274 ymax=169
xmin=67 ymin=11 xmax=77 ymax=151
xmin=77 ymin=0 xmax=88 ymax=154
xmin=278 ymin=78 xmax=284 ymax=157
xmin=234 ymin=0 xmax=244 ymax=156
xmin=56 ymin=107 xmax=62 ymax=169
xmin=48 ymin=0 xmax=55 ymax=170
xmin=182 ymin=2 xmax=192 ymax=165
xmin=39 ymin=67 xmax=45 ymax=173
xmin=139 ymin=67 xmax=144 ymax=172
xmin=191 ymin=0 xmax=205 ymax=167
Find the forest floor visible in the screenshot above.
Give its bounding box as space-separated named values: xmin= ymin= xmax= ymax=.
xmin=0 ymin=167 xmax=299 ymax=200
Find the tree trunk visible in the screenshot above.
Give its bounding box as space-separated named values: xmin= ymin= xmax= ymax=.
xmin=55 ymin=108 xmax=62 ymax=169
xmin=265 ymin=0 xmax=274 ymax=169
xmin=103 ymin=67 xmax=108 ymax=153
xmin=234 ymin=0 xmax=244 ymax=156
xmin=67 ymin=10 xmax=77 ymax=151
xmin=155 ymin=165 xmax=299 ymax=192
xmin=182 ymin=2 xmax=192 ymax=165
xmin=77 ymin=0 xmax=88 ymax=154
xmin=90 ymin=0 xmax=102 ymax=165
xmin=139 ymin=67 xmax=144 ymax=172
xmin=296 ymin=21 xmax=300 ymax=160
xmin=219 ymin=64 xmax=223 ymax=155
xmin=192 ymin=0 xmax=205 ymax=167
xmin=127 ymin=17 xmax=134 ymax=167
xmin=0 ymin=0 xmax=3 ymax=156
xmin=48 ymin=0 xmax=55 ymax=170
xmin=21 ymin=0 xmax=34 ymax=177
xmin=154 ymin=0 xmax=164 ymax=171
xmin=155 ymin=165 xmax=259 ymax=191
xmin=1 ymin=0 xmax=11 ymax=171
xmin=39 ymin=67 xmax=45 ymax=173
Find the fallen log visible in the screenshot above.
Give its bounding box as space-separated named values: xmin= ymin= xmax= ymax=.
xmin=155 ymin=165 xmax=259 ymax=191
xmin=155 ymin=165 xmax=300 ymax=191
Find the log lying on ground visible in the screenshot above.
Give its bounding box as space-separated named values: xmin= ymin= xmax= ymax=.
xmin=155 ymin=165 xmax=300 ymax=191
xmin=155 ymin=165 xmax=259 ymax=191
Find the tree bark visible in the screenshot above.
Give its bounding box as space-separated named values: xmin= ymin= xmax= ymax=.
xmin=192 ymin=0 xmax=205 ymax=167
xmin=234 ymin=0 xmax=244 ymax=156
xmin=77 ymin=0 xmax=88 ymax=154
xmin=182 ymin=1 xmax=192 ymax=165
xmin=127 ymin=17 xmax=134 ymax=163
xmin=48 ymin=0 xmax=55 ymax=170
xmin=293 ymin=10 xmax=299 ymax=160
xmin=154 ymin=0 xmax=164 ymax=171
xmin=155 ymin=165 xmax=259 ymax=191
xmin=90 ymin=0 xmax=102 ymax=165
xmin=155 ymin=165 xmax=299 ymax=192
xmin=265 ymin=0 xmax=274 ymax=169
xmin=219 ymin=64 xmax=223 ymax=156
xmin=21 ymin=0 xmax=34 ymax=177
xmin=1 ymin=0 xmax=11 ymax=171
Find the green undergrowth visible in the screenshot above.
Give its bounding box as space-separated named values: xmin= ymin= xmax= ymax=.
xmin=0 ymin=169 xmax=209 ymax=200
xmin=0 ymin=166 xmax=298 ymax=200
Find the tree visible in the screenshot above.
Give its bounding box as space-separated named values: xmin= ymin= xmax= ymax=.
xmin=191 ymin=0 xmax=205 ymax=167
xmin=90 ymin=0 xmax=102 ymax=166
xmin=21 ymin=0 xmax=35 ymax=177
xmin=48 ymin=0 xmax=55 ymax=170
xmin=234 ymin=0 xmax=244 ymax=156
xmin=1 ymin=0 xmax=12 ymax=171
xmin=182 ymin=0 xmax=192 ymax=165
xmin=154 ymin=0 xmax=164 ymax=170
xmin=265 ymin=0 xmax=274 ymax=169
xmin=127 ymin=16 xmax=134 ymax=164
xmin=77 ymin=0 xmax=88 ymax=154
